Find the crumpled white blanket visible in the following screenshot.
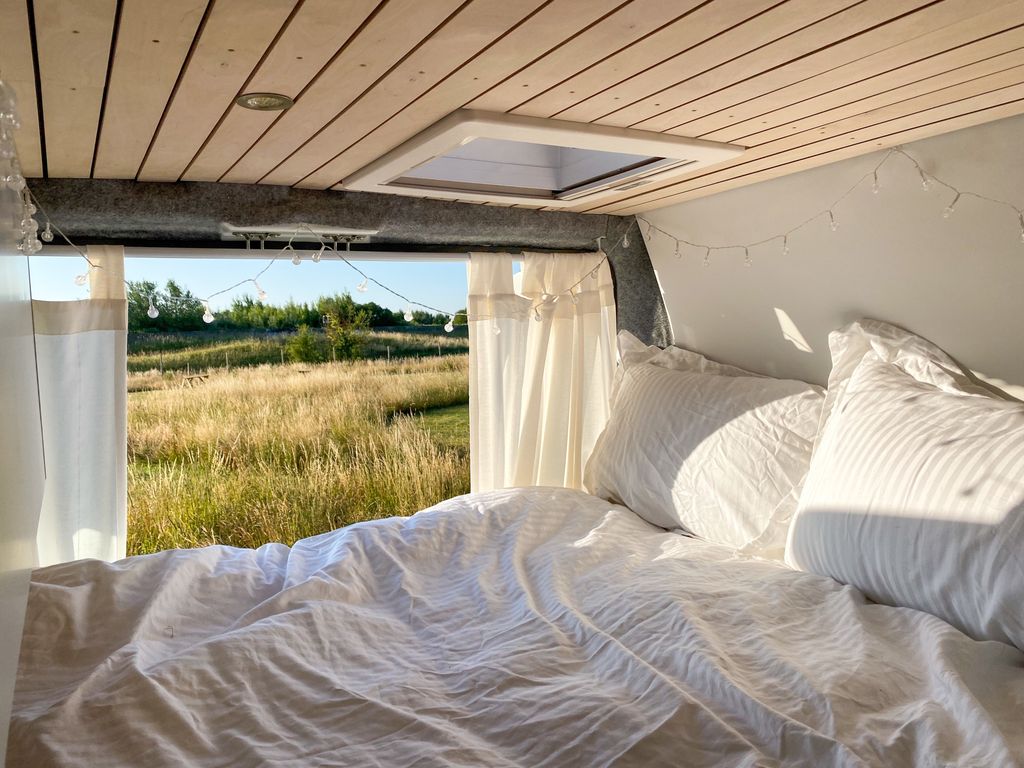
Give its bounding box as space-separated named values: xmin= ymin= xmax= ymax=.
xmin=10 ymin=488 xmax=1024 ymax=767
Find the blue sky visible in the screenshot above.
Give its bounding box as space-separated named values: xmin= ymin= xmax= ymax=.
xmin=29 ymin=253 xmax=470 ymax=315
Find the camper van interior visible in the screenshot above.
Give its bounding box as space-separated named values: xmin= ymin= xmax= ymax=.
xmin=2 ymin=0 xmax=1024 ymax=765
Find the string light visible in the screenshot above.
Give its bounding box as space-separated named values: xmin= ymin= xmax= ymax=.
xmin=146 ymin=296 xmax=159 ymax=319
xmin=74 ymin=271 xmax=89 ymax=286
xmin=637 ymin=146 xmax=1024 ymax=267
xmin=356 ymin=278 xmax=369 ymax=292
xmin=311 ymin=245 xmax=324 ymax=263
xmin=674 ymin=241 xmax=681 ymax=259
xmin=290 ymin=250 xmax=302 ymax=266
xmin=403 ymin=306 xmax=414 ymax=322
xmin=253 ymin=280 xmax=267 ymax=301
xmin=943 ymin=192 xmax=961 ymax=219
xmin=40 ymin=221 xmax=53 ymax=242
xmin=743 ymin=246 xmax=751 ymax=267
xmin=444 ymin=317 xmax=455 ymax=333
xmin=201 ymin=301 xmax=215 ymax=324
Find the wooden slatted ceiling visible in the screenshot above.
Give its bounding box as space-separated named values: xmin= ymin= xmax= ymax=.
xmin=4 ymin=0 xmax=1023 ymax=213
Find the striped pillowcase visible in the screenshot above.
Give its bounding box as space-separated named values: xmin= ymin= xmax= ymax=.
xmin=787 ymin=327 xmax=1024 ymax=649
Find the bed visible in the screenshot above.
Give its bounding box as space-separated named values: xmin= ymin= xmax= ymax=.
xmin=10 ymin=486 xmax=1024 ymax=767
xmin=10 ymin=320 xmax=1024 ymax=767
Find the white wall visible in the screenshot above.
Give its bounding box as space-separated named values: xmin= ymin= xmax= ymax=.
xmin=641 ymin=114 xmax=1024 ymax=396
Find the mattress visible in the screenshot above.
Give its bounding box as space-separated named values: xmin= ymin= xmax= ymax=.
xmin=9 ymin=487 xmax=1024 ymax=767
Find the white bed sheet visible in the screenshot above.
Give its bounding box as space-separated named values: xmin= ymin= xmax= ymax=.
xmin=9 ymin=487 xmax=1024 ymax=767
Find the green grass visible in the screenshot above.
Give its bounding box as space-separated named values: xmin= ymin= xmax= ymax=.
xmin=127 ymin=328 xmax=468 ymax=374
xmin=127 ymin=356 xmax=470 ymax=555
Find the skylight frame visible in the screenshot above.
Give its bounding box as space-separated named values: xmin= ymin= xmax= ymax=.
xmin=341 ymin=110 xmax=744 ymax=208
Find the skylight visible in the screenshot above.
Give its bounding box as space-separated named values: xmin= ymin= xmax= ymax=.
xmin=342 ymin=111 xmax=743 ymax=208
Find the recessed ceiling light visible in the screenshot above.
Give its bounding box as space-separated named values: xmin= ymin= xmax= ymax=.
xmin=235 ymin=92 xmax=294 ymax=111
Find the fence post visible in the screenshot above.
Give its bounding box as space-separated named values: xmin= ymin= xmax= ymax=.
xmin=159 ymin=350 xmax=164 ymax=375
xmin=280 ymin=347 xmax=285 ymax=365
xmin=386 ymin=346 xmax=390 ymax=362
xmin=225 ymin=351 xmax=229 ymax=370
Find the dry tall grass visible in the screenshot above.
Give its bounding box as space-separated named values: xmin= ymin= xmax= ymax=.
xmin=128 ymin=355 xmax=470 ymax=555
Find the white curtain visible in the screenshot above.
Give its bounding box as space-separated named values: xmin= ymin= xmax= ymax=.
xmin=32 ymin=247 xmax=127 ymax=565
xmin=468 ymin=251 xmax=616 ymax=492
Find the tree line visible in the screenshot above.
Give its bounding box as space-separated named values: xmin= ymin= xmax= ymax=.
xmin=128 ymin=280 xmax=466 ymax=333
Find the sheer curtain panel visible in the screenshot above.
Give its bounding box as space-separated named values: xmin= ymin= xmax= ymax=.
xmin=468 ymin=252 xmax=616 ymax=492
xmin=32 ymin=245 xmax=128 ymax=565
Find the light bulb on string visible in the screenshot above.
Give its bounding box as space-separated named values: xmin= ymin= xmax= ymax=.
xmin=781 ymin=235 xmax=790 ymax=257
xmin=828 ymin=210 xmax=838 ymax=231
xmin=533 ymin=306 xmax=542 ymax=322
xmin=40 ymin=221 xmax=53 ymax=242
xmin=702 ymin=247 xmax=710 ymax=268
xmin=311 ymin=245 xmax=324 ymax=263
xmin=403 ymin=307 xmax=414 ymax=322
xmin=291 ymin=251 xmax=302 ymax=266
xmin=74 ymin=271 xmax=89 ymax=286
xmin=674 ymin=241 xmax=681 ymax=259
xmin=356 ymin=278 xmax=368 ymax=293
xmin=1018 ymin=212 xmax=1024 ymax=244
xmin=743 ymin=246 xmax=752 ymax=267
xmin=201 ymin=301 xmax=215 ymax=324
xmin=147 ymin=297 xmax=159 ymax=319
xmin=918 ymin=168 xmax=931 ymax=191
xmin=253 ymin=280 xmax=267 ymax=301
xmin=444 ymin=317 xmax=455 ymax=333
xmin=871 ymin=171 xmax=879 ymax=195
xmin=623 ymin=231 xmax=630 ymax=248
xmin=943 ymin=192 xmax=961 ymax=219
xmin=569 ymin=288 xmax=579 ymax=305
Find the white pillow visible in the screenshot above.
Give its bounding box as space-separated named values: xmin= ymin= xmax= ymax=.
xmin=786 ymin=320 xmax=1024 ymax=649
xmin=586 ymin=348 xmax=823 ymax=556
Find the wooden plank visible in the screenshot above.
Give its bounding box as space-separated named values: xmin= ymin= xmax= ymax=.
xmin=679 ymin=2 xmax=1024 ymax=139
xmin=294 ymin=0 xmax=625 ymax=190
xmin=466 ymin=0 xmax=704 ymax=113
xmin=181 ymin=0 xmax=380 ymax=182
xmin=598 ymin=0 xmax=936 ymax=129
xmin=509 ymin=0 xmax=784 ymax=120
xmin=629 ymin=0 xmax=1016 ymax=133
xmin=0 ymin=0 xmax=43 ymax=176
xmin=219 ymin=0 xmax=465 ymax=185
xmin=588 ymin=80 xmax=1024 ymax=213
xmin=607 ymin=100 xmax=1024 ymax=213
xmin=589 ymin=72 xmax=1024 ymax=212
xmin=136 ymin=0 xmax=298 ymax=182
xmin=700 ymin=16 xmax=1024 ymax=143
xmin=92 ymin=0 xmax=208 ymax=179
xmin=262 ymin=0 xmax=556 ymax=187
xmin=730 ymin=45 xmax=1024 ymax=146
xmin=33 ymin=0 xmax=117 ymax=177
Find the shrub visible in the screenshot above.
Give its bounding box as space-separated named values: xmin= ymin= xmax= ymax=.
xmin=285 ymin=325 xmax=324 ymax=363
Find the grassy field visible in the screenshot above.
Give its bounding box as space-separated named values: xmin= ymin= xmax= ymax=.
xmin=127 ymin=354 xmax=470 ymax=556
xmin=128 ymin=327 xmax=468 ymax=374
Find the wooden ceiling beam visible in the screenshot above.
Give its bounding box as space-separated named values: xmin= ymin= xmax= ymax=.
xmin=92 ymin=0 xmax=208 ymax=178
xmin=33 ymin=0 xmax=117 ymax=177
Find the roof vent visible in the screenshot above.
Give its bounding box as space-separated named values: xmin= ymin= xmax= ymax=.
xmin=342 ymin=110 xmax=743 ymax=207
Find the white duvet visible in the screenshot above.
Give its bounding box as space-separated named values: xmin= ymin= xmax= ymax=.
xmin=10 ymin=488 xmax=1024 ymax=767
